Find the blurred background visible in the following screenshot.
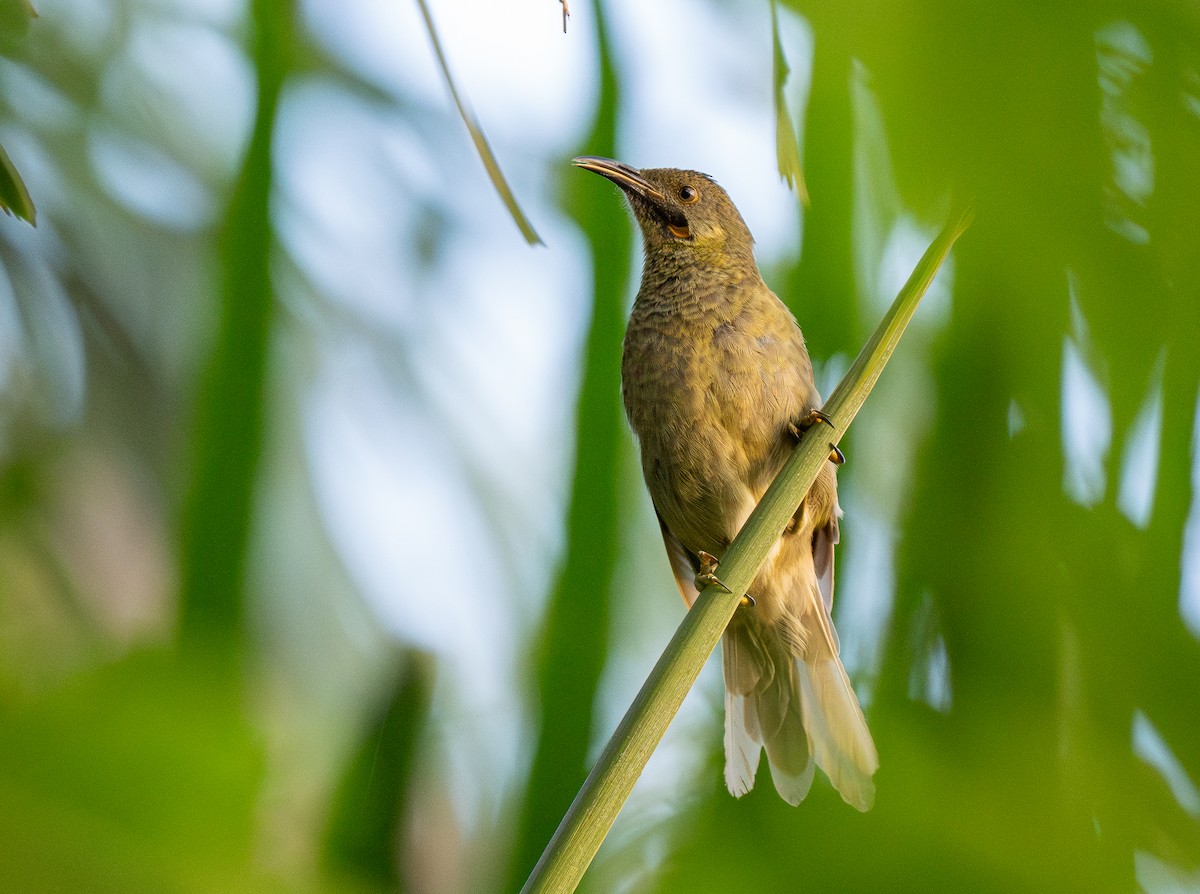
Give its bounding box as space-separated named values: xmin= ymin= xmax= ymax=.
xmin=0 ymin=0 xmax=1198 ymax=891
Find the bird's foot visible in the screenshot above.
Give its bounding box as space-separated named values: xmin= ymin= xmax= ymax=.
xmin=788 ymin=410 xmax=846 ymax=466
xmin=788 ymin=408 xmax=835 ymax=441
xmin=695 ymin=551 xmax=731 ymax=593
xmin=696 ymin=551 xmax=754 ymax=606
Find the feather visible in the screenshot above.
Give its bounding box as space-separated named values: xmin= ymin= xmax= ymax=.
xmin=724 ymin=689 xmax=760 ymax=797
xmin=722 ymin=622 xmax=816 ymax=804
xmin=656 ymin=511 xmax=701 ymax=607
xmin=812 ymin=517 xmax=838 ymax=614
xmin=722 ymin=626 xmax=762 ymax=796
xmin=797 ymin=656 xmax=878 ymax=811
xmin=759 ymin=640 xmax=815 ymax=805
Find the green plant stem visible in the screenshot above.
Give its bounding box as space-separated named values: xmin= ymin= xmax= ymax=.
xmin=520 ymin=204 xmax=973 ymax=894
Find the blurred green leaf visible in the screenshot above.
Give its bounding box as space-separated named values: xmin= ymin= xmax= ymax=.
xmin=177 ymin=0 xmax=291 ymax=664
xmin=504 ymin=2 xmax=626 ymax=888
xmin=0 ymin=652 xmax=265 ymax=892
xmin=324 ymin=652 xmax=435 ymax=891
xmin=779 ymin=20 xmax=857 ymax=357
xmin=0 ymin=0 xmax=35 ymax=47
xmin=771 ymin=0 xmax=807 ymax=204
xmin=415 ymin=0 xmax=543 ymax=245
xmin=0 ymin=140 xmax=35 ymax=225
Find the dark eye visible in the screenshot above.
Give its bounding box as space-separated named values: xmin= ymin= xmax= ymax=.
xmin=679 ymin=185 xmax=699 ymax=204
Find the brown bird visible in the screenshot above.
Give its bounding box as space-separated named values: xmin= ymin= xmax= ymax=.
xmin=574 ymin=156 xmax=878 ymax=810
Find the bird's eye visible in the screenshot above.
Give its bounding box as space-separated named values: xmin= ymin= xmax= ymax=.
xmin=679 ymin=185 xmax=699 ymax=204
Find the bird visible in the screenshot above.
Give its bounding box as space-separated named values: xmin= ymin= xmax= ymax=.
xmin=573 ymin=156 xmax=878 ymax=810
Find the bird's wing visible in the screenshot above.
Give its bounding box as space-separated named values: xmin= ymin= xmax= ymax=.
xmin=656 ymin=511 xmax=701 ymax=607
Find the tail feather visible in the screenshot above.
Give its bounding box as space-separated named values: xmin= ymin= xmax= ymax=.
xmin=722 ymin=626 xmax=762 ymax=796
xmin=797 ymin=657 xmax=878 ymax=811
xmin=721 ymin=614 xmax=876 ymax=810
xmin=721 ymin=625 xmax=815 ymax=804
xmin=796 ymin=575 xmax=877 ymax=810
xmin=723 ymin=689 xmax=760 ymax=797
xmin=763 ymin=719 xmax=815 ymax=806
xmin=760 ymin=655 xmax=815 ymax=805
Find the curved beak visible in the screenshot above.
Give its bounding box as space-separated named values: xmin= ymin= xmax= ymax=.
xmin=572 ymin=156 xmax=690 ymax=237
xmin=572 ymin=156 xmax=666 ymax=202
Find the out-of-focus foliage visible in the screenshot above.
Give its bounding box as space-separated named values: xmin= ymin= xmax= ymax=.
xmin=771 ymin=0 xmax=808 ymax=204
xmin=0 ymin=0 xmax=35 ymax=223
xmin=504 ymin=8 xmax=627 ymax=889
xmin=0 ymin=0 xmax=1197 ymax=892
xmin=0 ymin=139 xmax=35 ymax=223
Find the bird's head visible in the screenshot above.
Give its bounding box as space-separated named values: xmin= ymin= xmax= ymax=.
xmin=572 ymin=157 xmax=755 ymax=268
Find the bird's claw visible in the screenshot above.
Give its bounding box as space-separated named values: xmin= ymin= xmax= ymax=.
xmin=788 ymin=409 xmax=846 ymax=465
xmin=788 ymin=408 xmax=836 ymax=441
xmin=695 ymin=550 xmax=732 ymax=595
xmin=696 ymin=551 xmax=754 ymax=607
xmin=806 ymin=409 xmax=835 ymax=429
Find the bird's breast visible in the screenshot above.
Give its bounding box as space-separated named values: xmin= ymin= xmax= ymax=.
xmin=621 ymin=284 xmax=816 ymax=547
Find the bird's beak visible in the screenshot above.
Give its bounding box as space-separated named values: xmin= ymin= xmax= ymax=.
xmin=572 ymin=156 xmax=666 ymax=202
xmin=572 ymin=156 xmax=691 ymax=237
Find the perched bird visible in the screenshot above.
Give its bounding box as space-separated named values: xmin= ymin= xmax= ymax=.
xmin=573 ymin=156 xmax=878 ymax=810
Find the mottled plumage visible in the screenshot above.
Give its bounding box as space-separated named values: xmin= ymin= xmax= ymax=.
xmin=575 ymin=156 xmax=878 ymax=809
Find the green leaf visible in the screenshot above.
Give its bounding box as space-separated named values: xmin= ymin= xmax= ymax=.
xmin=416 ymin=0 xmax=543 ymax=246
xmin=177 ymin=0 xmax=291 ymax=663
xmin=0 ymin=0 xmax=36 ymax=43
xmin=504 ymin=2 xmax=627 ymax=888
xmin=0 ymin=140 xmax=35 ymax=225
xmin=323 ymin=652 xmax=435 ymax=890
xmin=772 ymin=1 xmax=807 ymax=204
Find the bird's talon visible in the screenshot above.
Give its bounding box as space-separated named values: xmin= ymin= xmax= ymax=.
xmin=789 ymin=409 xmax=836 ymax=443
xmin=697 ymin=573 xmax=732 ymax=594
xmin=829 ymin=443 xmax=846 ymax=465
xmin=807 ymin=409 xmax=835 ymax=429
xmin=740 ymin=593 xmax=756 ymax=608
xmin=696 ymin=550 xmax=733 ymax=594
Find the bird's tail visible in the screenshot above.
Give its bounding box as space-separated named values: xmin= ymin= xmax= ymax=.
xmin=796 ymin=651 xmax=877 ymax=811
xmin=722 ymin=619 xmax=877 ymax=810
